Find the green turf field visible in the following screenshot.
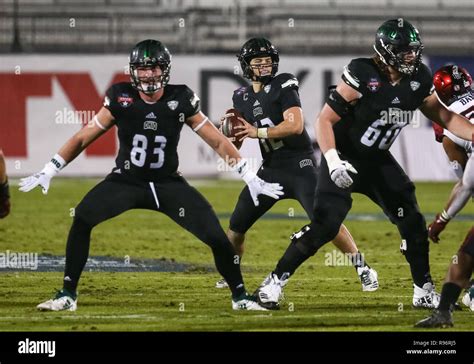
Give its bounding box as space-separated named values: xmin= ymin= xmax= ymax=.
xmin=0 ymin=179 xmax=473 ymax=331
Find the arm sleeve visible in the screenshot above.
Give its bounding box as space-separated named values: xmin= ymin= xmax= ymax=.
xmin=446 ymin=180 xmax=472 ymax=218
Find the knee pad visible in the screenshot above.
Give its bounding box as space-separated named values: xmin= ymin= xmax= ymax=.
xmin=398 ymin=211 xmax=428 ymax=256
xmin=400 ymin=235 xmax=429 ymax=258
xmin=290 ymin=225 xmax=320 ymax=257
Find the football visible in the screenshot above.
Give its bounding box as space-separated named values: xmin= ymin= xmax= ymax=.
xmin=221 ymin=108 xmax=245 ymax=148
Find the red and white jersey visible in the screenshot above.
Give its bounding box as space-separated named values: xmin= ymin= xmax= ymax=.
xmin=443 ymin=90 xmax=474 ymax=154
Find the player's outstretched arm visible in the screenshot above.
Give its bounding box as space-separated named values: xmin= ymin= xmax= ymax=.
xmin=19 ymin=107 xmax=115 ymax=194
xmin=428 ymin=117 xmax=472 ymax=242
xmin=317 ymin=81 xmax=359 ymax=189
xmin=187 ymin=112 xmax=284 ymax=206
xmin=420 ymin=93 xmax=474 ymax=142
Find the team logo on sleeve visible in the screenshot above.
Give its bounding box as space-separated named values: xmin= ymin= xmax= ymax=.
xmin=367 ymin=78 xmax=381 ymax=92
xmin=410 ymin=81 xmax=420 ymax=91
xmin=167 ymin=100 xmax=179 ymax=110
xmin=103 ymin=96 xmax=110 ymax=107
xmin=117 ymin=94 xmax=133 ymax=108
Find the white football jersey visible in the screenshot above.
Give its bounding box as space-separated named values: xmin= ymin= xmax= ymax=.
xmin=444 ymin=90 xmax=474 ymax=154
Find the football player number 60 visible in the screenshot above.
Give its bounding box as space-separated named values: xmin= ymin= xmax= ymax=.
xmin=360 ymin=119 xmax=402 ymax=150
xmin=131 ymin=134 xmax=167 ymax=168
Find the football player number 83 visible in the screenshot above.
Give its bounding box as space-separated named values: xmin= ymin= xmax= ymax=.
xmin=131 ymin=134 xmax=167 ymax=168
xmin=360 ymin=119 xmax=403 ymax=150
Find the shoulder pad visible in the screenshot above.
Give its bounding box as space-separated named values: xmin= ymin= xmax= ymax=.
xmin=414 ymin=62 xmax=435 ymax=96
xmin=342 ymin=58 xmax=374 ymax=91
xmin=111 ymin=82 xmax=135 ymax=93
xmin=274 ymin=73 xmax=299 ymax=89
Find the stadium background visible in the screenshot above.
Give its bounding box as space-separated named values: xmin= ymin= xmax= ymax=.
xmin=1 ymin=0 xmax=474 ymax=337
xmin=2 ymin=0 xmax=474 ymax=180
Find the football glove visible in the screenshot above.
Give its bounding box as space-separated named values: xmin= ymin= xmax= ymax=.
xmin=325 ymin=148 xmax=358 ymax=189
xmin=428 ymin=211 xmax=451 ymax=243
xmin=235 ymin=159 xmax=283 ymax=206
xmin=19 ymin=154 xmax=66 ymax=195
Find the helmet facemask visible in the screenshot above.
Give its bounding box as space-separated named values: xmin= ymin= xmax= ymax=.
xmin=129 ymin=39 xmax=172 ymax=95
xmin=130 ymin=62 xmax=171 ymax=95
xmin=374 ymin=40 xmax=423 ymax=76
xmin=243 ymin=54 xmax=279 ymax=84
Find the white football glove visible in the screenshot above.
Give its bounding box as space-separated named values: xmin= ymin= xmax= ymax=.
xmin=324 ymin=149 xmax=358 ymax=189
xmin=19 ymin=154 xmax=66 ymax=194
xmin=235 ymin=159 xmax=284 ymax=206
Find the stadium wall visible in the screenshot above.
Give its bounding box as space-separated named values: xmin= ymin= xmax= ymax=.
xmin=0 ymin=55 xmax=463 ymax=181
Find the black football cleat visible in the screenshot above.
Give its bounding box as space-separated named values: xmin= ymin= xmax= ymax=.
xmin=415 ymin=309 xmax=453 ymax=328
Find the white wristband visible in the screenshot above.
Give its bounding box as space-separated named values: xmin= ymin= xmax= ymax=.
xmin=234 ymin=159 xmax=255 ymax=184
xmin=257 ymin=128 xmax=268 ymax=139
xmin=324 ymin=148 xmax=341 ymax=171
xmin=43 ymin=154 xmax=67 ymax=176
xmin=440 ymin=209 xmax=451 ymax=222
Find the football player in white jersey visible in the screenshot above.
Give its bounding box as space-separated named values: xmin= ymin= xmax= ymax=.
xmin=417 ymin=64 xmax=474 ymax=327
xmin=429 ymin=65 xmax=473 ymax=241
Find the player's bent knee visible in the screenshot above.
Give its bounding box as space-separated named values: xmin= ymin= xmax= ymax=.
xmin=311 ymin=193 xmax=351 ymax=243
xmin=199 ymin=228 xmax=233 ymax=250
xmin=398 ymin=211 xmax=428 ymax=246
xmin=291 ymin=225 xmax=320 ymax=256
xmin=74 ymin=204 xmax=102 ymax=228
xmin=227 ymin=229 xmax=245 ymax=245
xmin=228 ymin=218 xmax=250 ymax=236
xmin=70 ymin=215 xmax=93 ymax=235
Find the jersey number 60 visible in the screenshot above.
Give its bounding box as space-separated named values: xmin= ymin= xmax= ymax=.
xmin=360 ymin=119 xmax=403 ymax=150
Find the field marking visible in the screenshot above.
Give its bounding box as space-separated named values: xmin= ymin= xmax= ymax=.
xmin=216 ymin=212 xmax=474 ymax=221
xmin=0 ymin=311 xmax=423 ymax=321
xmin=0 ymin=314 xmax=159 ymax=321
